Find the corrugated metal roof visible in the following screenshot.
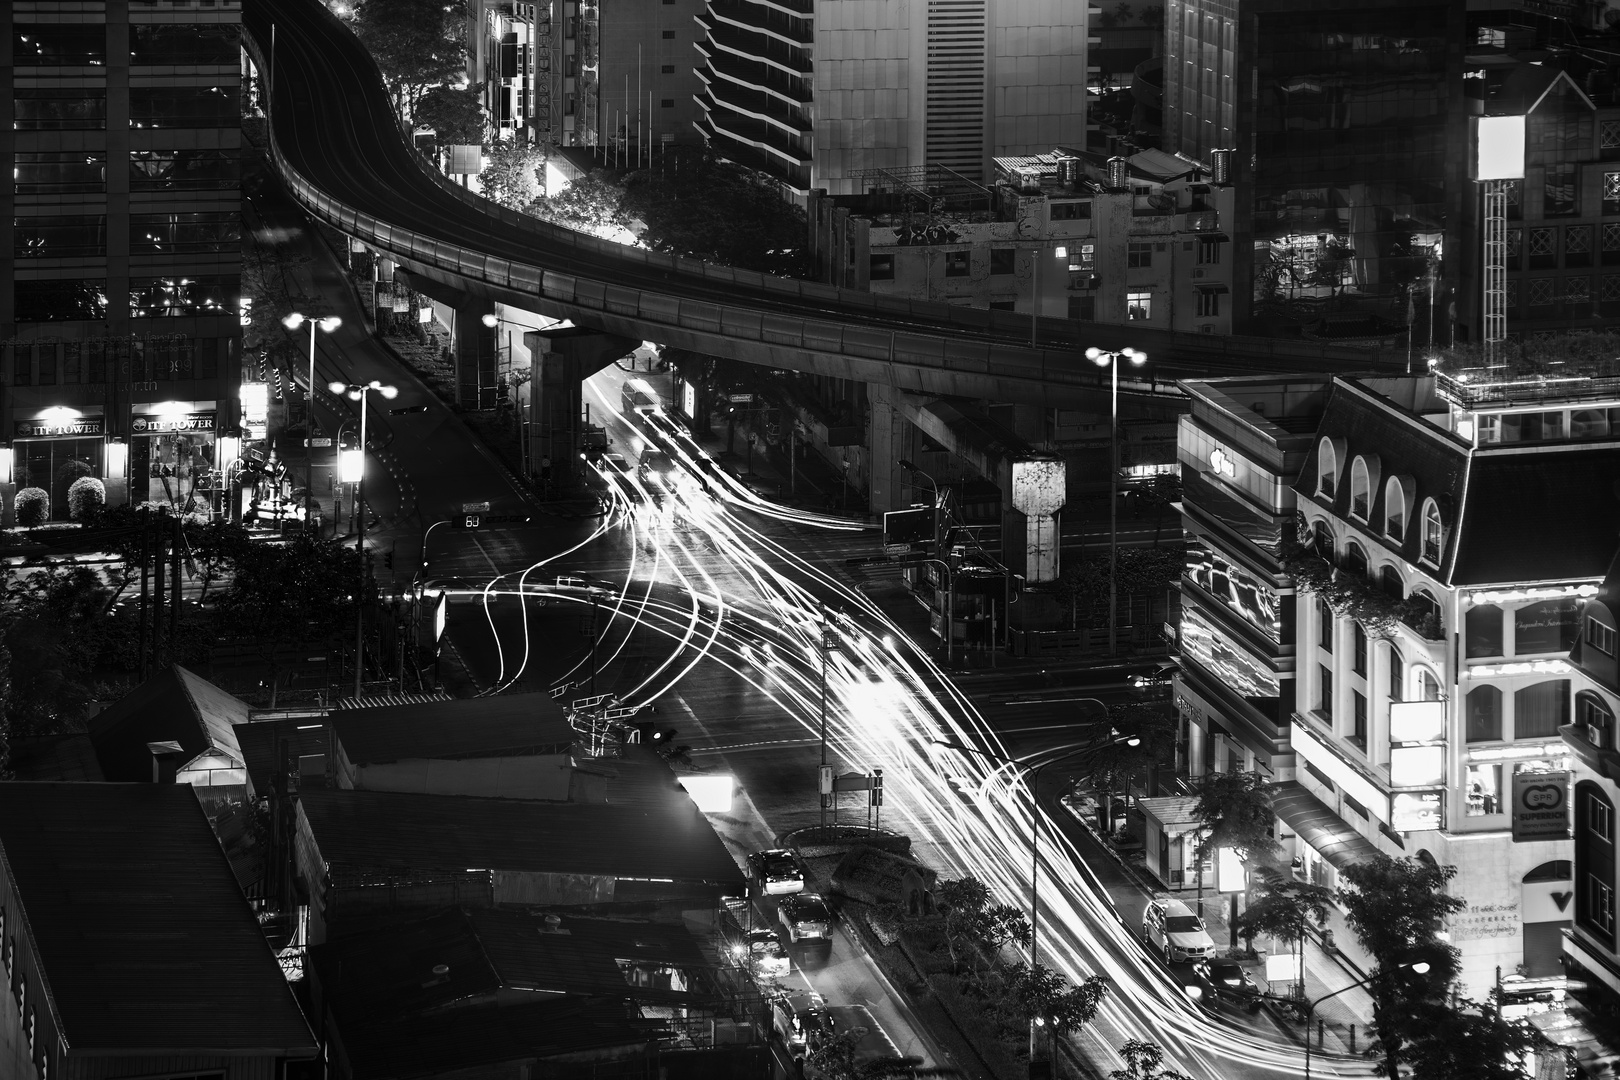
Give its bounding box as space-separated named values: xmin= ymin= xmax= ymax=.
xmin=331 ymin=694 xmax=575 ymax=764
xmin=469 ymin=908 xmax=712 ymax=998
xmin=88 ymin=666 xmax=250 ymax=784
xmin=0 ymin=783 xmax=315 ymax=1054
xmin=234 ymin=717 xmax=330 ymax=792
xmin=331 ymin=691 xmax=454 ymax=710
xmin=297 ymin=788 xmax=745 ymax=889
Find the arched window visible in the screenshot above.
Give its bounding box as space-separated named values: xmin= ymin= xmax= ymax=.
xmin=1421 ymin=499 xmax=1443 ymax=565
xmin=1380 ymin=565 xmax=1404 ymax=600
xmin=1387 ymin=645 xmax=1405 ymax=701
xmin=1350 ymin=457 xmax=1371 ymax=519
xmin=1317 ymin=437 xmax=1338 ymax=498
xmin=1514 ymin=680 xmax=1570 ymax=739
xmin=1467 ymin=684 xmax=1503 ymax=742
xmin=1344 ymin=542 xmax=1368 ymax=579
xmin=1576 ymin=781 xmax=1616 ymax=948
xmin=1384 ymin=477 xmax=1408 ymax=541
xmin=1416 ymin=666 xmax=1441 ymax=701
xmin=1466 ymin=604 xmax=1505 ymax=658
xmin=1578 ymin=691 xmax=1614 ymax=750
xmin=1312 ymin=522 xmax=1334 ymax=563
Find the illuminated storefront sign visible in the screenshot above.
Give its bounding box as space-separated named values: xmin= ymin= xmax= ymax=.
xmin=131 ymin=411 xmax=215 ymax=434
xmin=1511 ymin=770 xmax=1570 ymax=843
xmin=1389 ymin=701 xmax=1445 ymax=743
xmin=1390 ymin=745 xmax=1445 ymax=788
xmin=1392 ymin=791 xmax=1443 ymax=832
xmin=14 ymin=416 xmax=104 ymax=438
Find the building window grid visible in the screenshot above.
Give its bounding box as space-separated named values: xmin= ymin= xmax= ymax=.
xmin=1605 ymin=119 xmax=1620 ymax=150
xmin=1351 ymin=691 xmax=1368 ymax=748
xmin=1529 ymin=277 xmax=1557 ymax=306
xmin=1604 ymin=275 xmax=1620 ymax=305
xmin=1388 ymin=649 xmax=1403 ymax=702
xmin=1320 ymin=664 xmax=1333 ymax=719
xmin=1582 ymin=694 xmax=1615 ymax=749
xmin=1569 ymin=225 xmax=1595 ymax=267
xmin=1318 ymin=598 xmax=1333 ymax=653
xmin=1128 ymin=242 xmax=1154 ymax=268
xmin=1589 ymin=617 xmax=1618 ymax=656
xmin=1592 ymin=876 xmax=1616 ymax=934
xmin=1353 ymin=623 xmax=1368 ymax=675
xmin=1594 ymin=797 xmax=1614 ymax=842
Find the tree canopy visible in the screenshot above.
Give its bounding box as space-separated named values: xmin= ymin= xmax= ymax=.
xmin=348 ymin=0 xmax=469 ymax=123
xmin=480 ymin=140 xmax=545 ymax=213
xmin=414 ymin=84 xmax=486 ymax=147
xmin=1192 ymin=770 xmax=1279 ymax=866
xmin=1338 ymin=853 xmax=1467 ymax=1080
xmin=619 ymin=149 xmax=807 ymax=275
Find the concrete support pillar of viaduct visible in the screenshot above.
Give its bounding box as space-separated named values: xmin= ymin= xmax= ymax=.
xmin=1010 ymin=458 xmax=1067 ymax=584
xmin=866 ymin=382 xmax=910 ymax=514
xmin=397 ymin=273 xmax=498 ymax=410
xmin=525 ymin=327 xmax=639 ymax=495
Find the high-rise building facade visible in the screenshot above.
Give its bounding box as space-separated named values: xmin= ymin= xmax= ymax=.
xmin=1162 ymin=0 xmax=1465 ymax=337
xmin=695 ymin=0 xmax=1092 ymax=196
xmin=1 ymin=1 xmax=244 ymax=523
xmin=536 ymin=0 xmax=707 ymax=157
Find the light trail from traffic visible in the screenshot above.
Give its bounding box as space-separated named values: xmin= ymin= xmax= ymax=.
xmin=450 ymin=383 xmax=1374 ymax=1079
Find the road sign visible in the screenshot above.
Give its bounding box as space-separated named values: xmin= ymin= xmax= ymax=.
xmin=462 ymin=501 xmax=491 ymax=513
xmin=305 ymin=437 xmax=333 ymax=448
xmin=832 ymin=772 xmax=872 ymax=792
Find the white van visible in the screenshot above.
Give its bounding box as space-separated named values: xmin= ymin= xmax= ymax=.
xmin=1142 ymin=898 xmax=1216 ymax=963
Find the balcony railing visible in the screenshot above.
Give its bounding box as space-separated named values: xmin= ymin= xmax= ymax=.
xmin=1187 ymin=210 xmax=1220 ymax=232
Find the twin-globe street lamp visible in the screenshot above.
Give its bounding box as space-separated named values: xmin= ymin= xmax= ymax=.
xmin=331 ymin=379 xmax=397 ymax=697
xmin=284 ymin=313 xmax=342 ymax=529
xmin=1085 ymin=346 xmax=1147 ymax=657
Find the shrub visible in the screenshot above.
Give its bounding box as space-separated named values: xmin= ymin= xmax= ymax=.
xmin=66 ymin=476 xmax=106 ymax=521
xmin=14 ymin=487 xmax=49 ymax=527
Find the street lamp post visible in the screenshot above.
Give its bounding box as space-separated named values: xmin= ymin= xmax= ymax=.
xmin=898 ymin=459 xmax=941 ymax=558
xmin=1084 ymin=347 xmax=1147 ymax=656
xmin=817 ymin=614 xmax=840 ymax=831
xmin=1302 ymin=960 xmax=1430 ymax=1080
xmin=331 ymin=379 xmax=398 ymax=698
xmin=934 ymin=731 xmax=1140 ymax=1078
xmin=284 ymin=312 xmax=341 ymax=530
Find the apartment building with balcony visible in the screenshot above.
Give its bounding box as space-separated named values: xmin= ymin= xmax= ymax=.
xmin=1284 ymin=367 xmax=1620 ymax=994
xmin=807 ymin=148 xmax=1235 ymax=333
xmin=1 ymin=1 xmax=245 ymax=523
xmin=694 ymin=0 xmax=1091 ymax=197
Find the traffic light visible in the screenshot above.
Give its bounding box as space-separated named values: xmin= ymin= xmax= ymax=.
xmin=452 ymin=514 xmax=482 ymax=529
xmin=631 ymin=722 xmax=679 ymax=748
xmin=383 ymin=551 xmax=394 ymax=569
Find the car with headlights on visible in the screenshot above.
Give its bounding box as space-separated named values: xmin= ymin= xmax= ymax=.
xmin=1190 ymin=957 xmax=1262 ymax=1012
xmin=747 ymin=848 xmax=806 ymax=896
xmin=778 ymin=893 xmax=834 ymax=943
xmin=744 ymin=929 xmax=791 ymax=980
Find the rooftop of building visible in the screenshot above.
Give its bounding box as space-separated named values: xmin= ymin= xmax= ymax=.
xmin=1429 ymin=335 xmax=1620 ymax=411
xmin=311 ymin=906 xmax=723 ymax=1027
xmin=1181 ymin=375 xmax=1336 ymax=443
xmin=331 ymin=693 xmax=576 ymax=764
xmin=1299 ymin=376 xmax=1620 ymax=586
xmin=88 ymin=665 xmax=251 ymax=784
xmin=0 ymin=782 xmax=315 ymax=1055
xmin=335 ymin=996 xmax=649 ymax=1080
xmin=297 ymin=785 xmax=746 ymax=888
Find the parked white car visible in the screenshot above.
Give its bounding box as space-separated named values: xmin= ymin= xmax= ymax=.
xmin=1142 ymin=898 xmax=1216 ymax=963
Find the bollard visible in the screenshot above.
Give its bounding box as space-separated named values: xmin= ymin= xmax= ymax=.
xmin=1317 ymin=1018 xmax=1324 ymax=1048
xmin=1350 ymin=1024 xmax=1357 ymax=1052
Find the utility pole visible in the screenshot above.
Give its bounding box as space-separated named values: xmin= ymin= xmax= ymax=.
xmin=169 ymin=513 xmax=182 ymax=665
xmin=151 ymin=511 xmax=167 ymax=673
xmin=137 ymin=507 xmax=150 ymax=681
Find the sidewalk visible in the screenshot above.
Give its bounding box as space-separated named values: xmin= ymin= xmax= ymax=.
xmin=1053 ymin=776 xmax=1378 ymax=1063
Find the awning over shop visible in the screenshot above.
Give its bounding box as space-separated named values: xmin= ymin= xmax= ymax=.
xmin=1272 ymin=781 xmax=1380 ymax=871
